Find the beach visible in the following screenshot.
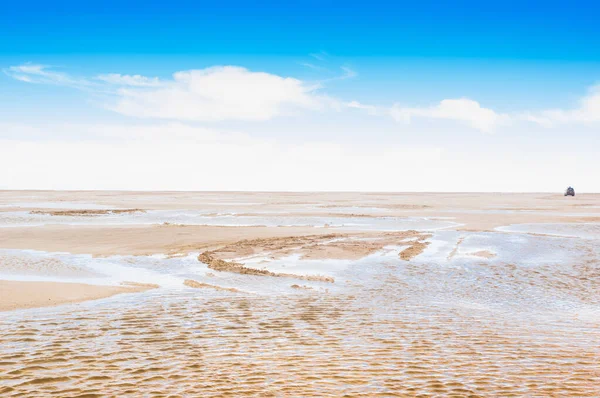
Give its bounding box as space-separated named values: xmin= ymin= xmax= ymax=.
xmin=1 ymin=191 xmax=599 ymax=396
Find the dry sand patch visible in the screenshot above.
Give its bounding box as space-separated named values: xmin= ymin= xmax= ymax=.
xmin=0 ymin=280 xmax=155 ymax=312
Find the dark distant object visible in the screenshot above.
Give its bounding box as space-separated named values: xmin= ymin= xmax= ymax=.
xmin=565 ymin=187 xmax=575 ymax=196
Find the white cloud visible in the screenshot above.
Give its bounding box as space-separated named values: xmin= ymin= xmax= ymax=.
xmin=300 ymin=51 xmax=356 ymax=82
xmin=5 ymin=64 xmax=330 ymax=121
xmin=6 ymin=64 xmax=160 ymax=89
xmin=309 ymin=51 xmax=328 ymax=61
xmin=4 ymin=63 xmax=502 ymax=131
xmin=110 ymin=66 xmax=329 ymax=122
xmin=300 ymin=62 xmax=329 ymax=72
xmin=3 ymin=64 xmax=91 ymax=89
xmin=11 ymin=74 xmax=34 ymax=83
xmin=316 ymin=66 xmax=358 ymax=84
xmin=96 ymin=73 xmax=161 ymax=87
xmin=390 ymin=98 xmax=504 ymax=132
xmin=7 ymin=64 xmax=50 ymax=76
xmin=5 ymin=63 xmax=340 ymax=122
xmin=522 ymin=85 xmax=600 ymax=127
xmin=345 ymin=101 xmax=378 ymax=115
xmin=340 ymin=66 xmax=357 ymax=80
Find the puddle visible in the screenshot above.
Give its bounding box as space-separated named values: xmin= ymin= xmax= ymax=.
xmin=0 ymin=210 xmax=460 ymax=231
xmin=497 ymin=223 xmax=600 ymax=240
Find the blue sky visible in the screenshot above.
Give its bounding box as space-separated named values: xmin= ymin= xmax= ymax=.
xmin=3 ymin=0 xmax=600 ymax=59
xmin=1 ymin=1 xmax=599 ymax=191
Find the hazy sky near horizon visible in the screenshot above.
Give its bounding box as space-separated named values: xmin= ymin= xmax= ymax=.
xmin=1 ymin=0 xmax=599 ymax=192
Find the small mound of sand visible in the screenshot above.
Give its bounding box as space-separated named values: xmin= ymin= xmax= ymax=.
xmin=468 ymin=250 xmax=497 ymax=259
xmin=399 ymin=240 xmax=430 ymax=261
xmin=121 ymin=281 xmax=160 ymax=289
xmin=198 ymin=251 xmax=335 ymax=283
xmin=327 ymin=213 xmax=377 ymax=218
xmin=161 ymin=222 xmax=187 ymax=227
xmin=183 ymin=279 xmax=240 ymax=292
xmin=385 ymin=204 xmax=432 ymax=210
xmin=206 ymin=231 xmax=428 ymax=262
xmin=291 ymin=284 xmax=313 ymax=290
xmin=193 ymin=231 xmax=432 ymax=282
xmin=447 ymin=237 xmax=466 ymax=260
xmin=30 ymin=209 xmax=146 ymax=217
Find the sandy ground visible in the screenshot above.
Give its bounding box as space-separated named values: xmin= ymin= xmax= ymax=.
xmin=1 ymin=191 xmax=599 ymax=396
xmin=0 ymin=224 xmax=323 ymax=256
xmin=197 ymin=230 xmax=429 ymax=265
xmin=1 ymin=190 xmax=598 ymax=311
xmin=1 ymin=191 xmax=598 ymax=253
xmin=0 ymin=280 xmax=154 ymax=312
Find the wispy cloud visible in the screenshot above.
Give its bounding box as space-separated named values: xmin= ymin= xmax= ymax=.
xmin=343 ymin=98 xmax=505 ymax=132
xmin=309 ymin=51 xmax=328 ymax=61
xmin=95 ymin=73 xmax=162 ymax=87
xmin=521 ymin=84 xmax=600 ymax=127
xmin=390 ymin=98 xmax=506 ymax=133
xmin=314 ymin=66 xmax=358 ymax=84
xmin=299 ymin=62 xmax=329 ymax=72
xmin=345 ymin=101 xmax=379 ymax=115
xmin=300 ymin=52 xmax=358 ymax=82
xmin=340 ymin=66 xmax=357 ymax=80
xmin=4 ymin=64 xmax=93 ymax=89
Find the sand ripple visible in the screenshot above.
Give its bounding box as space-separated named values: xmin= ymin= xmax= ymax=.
xmin=1 ymin=254 xmax=599 ymax=397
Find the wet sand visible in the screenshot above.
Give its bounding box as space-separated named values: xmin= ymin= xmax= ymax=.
xmin=0 ymin=191 xmax=599 ymax=396
xmin=0 ymin=224 xmax=323 ymax=256
xmin=1 ymin=191 xmax=598 ymax=256
xmin=0 ymin=280 xmax=153 ymax=312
